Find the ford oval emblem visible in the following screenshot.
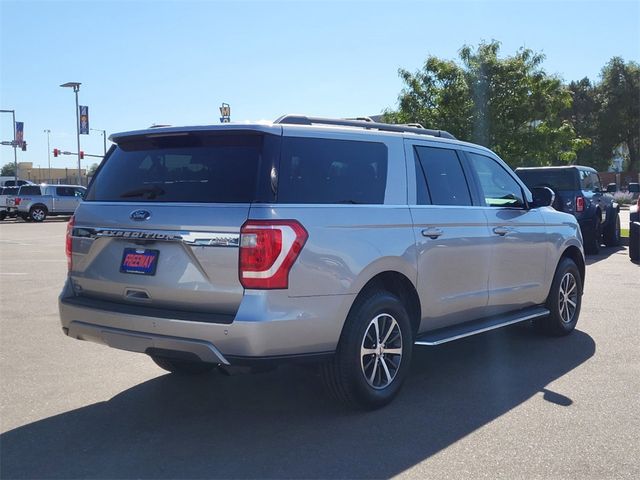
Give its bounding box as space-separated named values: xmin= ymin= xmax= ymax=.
xmin=130 ymin=209 xmax=151 ymax=221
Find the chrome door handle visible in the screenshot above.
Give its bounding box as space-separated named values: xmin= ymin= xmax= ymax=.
xmin=422 ymin=228 xmax=443 ymax=239
xmin=493 ymin=226 xmax=510 ymax=236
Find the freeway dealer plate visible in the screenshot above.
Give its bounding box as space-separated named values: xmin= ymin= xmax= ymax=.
xmin=120 ymin=248 xmax=159 ymax=275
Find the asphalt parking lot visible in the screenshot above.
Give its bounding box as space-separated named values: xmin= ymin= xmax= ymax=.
xmin=1 ymin=219 xmax=638 ymax=479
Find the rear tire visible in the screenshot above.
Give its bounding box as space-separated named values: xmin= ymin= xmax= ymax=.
xmin=0 ymin=211 xmax=6 ymax=221
xmin=535 ymin=257 xmax=582 ymax=336
xmin=150 ymin=355 xmax=216 ymax=375
xmin=320 ymin=290 xmax=413 ymax=410
xmin=584 ymin=215 xmax=601 ymax=254
xmin=603 ymin=212 xmax=621 ymax=247
xmin=630 ymin=222 xmax=640 ymax=262
xmin=29 ymin=206 xmax=47 ymax=222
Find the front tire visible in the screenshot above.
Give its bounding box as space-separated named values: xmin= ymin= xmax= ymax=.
xmin=535 ymin=257 xmax=582 ymax=336
xmin=320 ymin=290 xmax=413 ymax=409
xmin=150 ymin=355 xmax=216 ymax=375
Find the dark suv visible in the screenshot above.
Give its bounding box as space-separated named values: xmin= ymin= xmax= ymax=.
xmin=515 ymin=166 xmax=620 ymax=254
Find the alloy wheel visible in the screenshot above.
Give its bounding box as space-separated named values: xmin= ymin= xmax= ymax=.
xmin=558 ymin=272 xmax=578 ymax=324
xmin=32 ymin=209 xmax=45 ymax=221
xmin=360 ymin=313 xmax=403 ymax=389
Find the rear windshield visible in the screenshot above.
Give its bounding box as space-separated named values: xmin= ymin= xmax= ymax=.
xmin=515 ymin=169 xmax=578 ymax=191
xmin=86 ymin=132 xmax=278 ymax=203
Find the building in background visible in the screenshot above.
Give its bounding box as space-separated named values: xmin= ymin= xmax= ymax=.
xmin=17 ymin=162 xmax=87 ymax=185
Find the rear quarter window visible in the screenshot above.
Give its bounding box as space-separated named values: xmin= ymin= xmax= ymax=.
xmin=18 ymin=186 xmax=41 ymax=196
xmin=277 ymin=137 xmax=388 ymax=204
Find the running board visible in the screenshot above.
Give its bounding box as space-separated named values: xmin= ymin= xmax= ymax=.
xmin=414 ymin=306 xmax=550 ymax=346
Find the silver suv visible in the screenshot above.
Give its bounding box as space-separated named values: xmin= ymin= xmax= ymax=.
xmin=59 ymin=116 xmax=585 ymax=409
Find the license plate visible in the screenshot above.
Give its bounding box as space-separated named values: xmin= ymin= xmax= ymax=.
xmin=120 ymin=248 xmax=159 ymax=275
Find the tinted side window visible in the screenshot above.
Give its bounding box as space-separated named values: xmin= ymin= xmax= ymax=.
xmin=580 ymin=170 xmax=593 ymax=190
xmin=414 ymin=146 xmax=472 ymax=206
xmin=468 ymin=153 xmax=525 ymax=208
xmin=19 ymin=186 xmax=41 ymax=196
xmin=277 ymin=137 xmax=387 ymax=204
xmin=56 ymin=187 xmax=74 ymax=196
xmin=74 ymin=187 xmax=86 ymax=197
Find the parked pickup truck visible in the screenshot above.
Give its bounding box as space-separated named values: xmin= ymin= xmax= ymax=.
xmin=0 ymin=186 xmax=20 ymax=220
xmin=11 ymin=184 xmax=86 ymax=222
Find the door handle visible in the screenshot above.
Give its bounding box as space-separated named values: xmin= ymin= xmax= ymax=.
xmin=493 ymin=226 xmax=510 ymax=236
xmin=422 ymin=228 xmax=443 ymax=239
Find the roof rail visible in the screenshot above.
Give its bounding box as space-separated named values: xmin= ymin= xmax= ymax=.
xmin=273 ymin=115 xmax=456 ymax=139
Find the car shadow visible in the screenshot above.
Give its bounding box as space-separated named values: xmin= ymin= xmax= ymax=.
xmin=1 ymin=326 xmax=595 ymax=479
xmin=585 ymin=245 xmax=627 ymax=265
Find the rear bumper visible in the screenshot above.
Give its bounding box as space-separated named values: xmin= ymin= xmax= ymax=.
xmin=59 ymin=279 xmax=354 ymax=364
xmin=64 ymin=320 xmax=230 ymax=364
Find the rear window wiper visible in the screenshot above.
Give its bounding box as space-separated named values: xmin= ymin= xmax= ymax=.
xmin=120 ymin=186 xmax=166 ymax=199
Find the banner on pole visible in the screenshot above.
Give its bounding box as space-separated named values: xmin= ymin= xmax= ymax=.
xmin=15 ymin=122 xmax=24 ymax=147
xmin=79 ymin=106 xmax=89 ymax=134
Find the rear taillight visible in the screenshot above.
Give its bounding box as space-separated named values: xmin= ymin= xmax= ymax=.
xmin=576 ymin=196 xmax=585 ymax=212
xmin=14 ymin=197 xmax=21 ymax=206
xmin=239 ymin=220 xmax=308 ymax=289
xmin=65 ymin=215 xmax=75 ymax=271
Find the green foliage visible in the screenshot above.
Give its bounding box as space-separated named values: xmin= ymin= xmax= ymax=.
xmin=384 ymin=41 xmax=640 ymax=171
xmin=87 ymin=163 xmax=99 ymax=177
xmin=597 ymin=57 xmax=639 ymax=172
xmin=386 ymin=41 xmax=583 ymax=168
xmin=1 ymin=162 xmax=16 ymax=176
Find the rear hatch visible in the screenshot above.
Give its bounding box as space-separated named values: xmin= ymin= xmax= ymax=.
xmin=516 ymin=168 xmax=579 ymax=213
xmin=69 ymin=126 xmax=281 ymax=318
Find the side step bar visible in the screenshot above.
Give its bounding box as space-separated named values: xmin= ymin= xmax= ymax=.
xmin=414 ymin=306 xmax=550 ymax=346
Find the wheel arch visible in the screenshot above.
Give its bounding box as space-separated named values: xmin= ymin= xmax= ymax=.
xmin=30 ymin=203 xmax=48 ymax=213
xmin=349 ymin=270 xmax=421 ymax=336
xmin=560 ymin=245 xmax=585 ymax=291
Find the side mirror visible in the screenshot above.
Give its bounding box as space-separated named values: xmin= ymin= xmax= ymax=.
xmin=531 ymin=186 xmax=555 ymax=208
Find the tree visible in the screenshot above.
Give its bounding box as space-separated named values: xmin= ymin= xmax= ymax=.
xmin=385 ymin=41 xmax=586 ymax=168
xmin=597 ymin=57 xmax=639 ymax=172
xmin=87 ymin=163 xmax=99 ymax=177
xmin=562 ymin=78 xmax=603 ymax=169
xmin=1 ymin=162 xmax=16 ymax=176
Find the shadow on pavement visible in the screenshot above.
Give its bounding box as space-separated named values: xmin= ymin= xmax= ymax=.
xmin=585 ymin=245 xmax=626 ymax=265
xmin=1 ymin=326 xmax=595 ymax=479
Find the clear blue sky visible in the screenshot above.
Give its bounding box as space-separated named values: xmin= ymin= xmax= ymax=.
xmin=1 ymin=0 xmax=639 ymax=171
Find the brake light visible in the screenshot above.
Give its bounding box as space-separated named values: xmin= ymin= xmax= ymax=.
xmin=66 ymin=215 xmax=75 ymax=271
xmin=239 ymin=220 xmax=308 ymax=289
xmin=576 ymin=196 xmax=585 ymax=212
xmin=14 ymin=197 xmax=21 ymax=206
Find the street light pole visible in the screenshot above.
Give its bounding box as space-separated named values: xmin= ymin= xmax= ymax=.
xmin=60 ymin=82 xmax=82 ymax=185
xmin=90 ymin=128 xmax=107 ymax=156
xmin=44 ymin=129 xmax=51 ymax=182
xmin=0 ymin=109 xmax=18 ymax=185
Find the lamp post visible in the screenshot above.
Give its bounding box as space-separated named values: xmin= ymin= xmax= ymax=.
xmin=0 ymin=109 xmax=18 ymax=185
xmin=90 ymin=128 xmax=107 ymax=156
xmin=44 ymin=129 xmax=51 ymax=182
xmin=60 ymin=82 xmax=82 ymax=184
